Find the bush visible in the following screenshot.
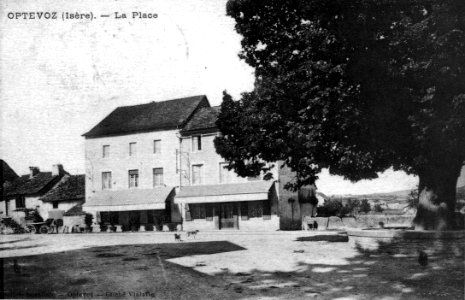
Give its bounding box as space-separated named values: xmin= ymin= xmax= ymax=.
xmin=318 ymin=198 xmax=376 ymax=217
xmin=374 ymin=204 xmax=384 ymax=213
xmin=359 ymin=199 xmax=371 ymax=214
xmin=317 ymin=199 xmax=343 ymax=217
xmin=342 ymin=199 xmax=360 ymax=217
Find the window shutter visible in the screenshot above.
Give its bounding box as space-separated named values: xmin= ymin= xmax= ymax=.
xmin=206 ymin=204 xmax=213 ymax=221
xmin=263 ymin=200 xmax=271 ymax=220
xmin=240 ymin=202 xmax=249 ymax=220
xmin=185 ymin=204 xmax=192 ymax=221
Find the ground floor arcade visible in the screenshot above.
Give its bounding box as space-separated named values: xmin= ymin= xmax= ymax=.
xmin=176 ymin=181 xmax=280 ymax=231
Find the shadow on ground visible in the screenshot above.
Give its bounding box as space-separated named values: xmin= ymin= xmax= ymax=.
xmin=2 ymin=241 xmax=246 ymax=300
xmin=0 ymin=238 xmax=31 ymax=245
xmin=2 ymin=236 xmax=464 ymax=299
xmin=215 ymin=236 xmax=464 ymax=299
xmin=296 ymin=235 xmax=349 ymax=242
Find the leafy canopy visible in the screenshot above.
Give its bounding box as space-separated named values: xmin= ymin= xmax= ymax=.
xmin=215 ymin=0 xmax=465 ymax=190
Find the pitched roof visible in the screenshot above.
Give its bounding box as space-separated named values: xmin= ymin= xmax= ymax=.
xmin=182 ymin=106 xmax=220 ymax=135
xmin=3 ymin=172 xmax=61 ymax=198
xmin=1 ymin=160 xmax=18 ymax=184
xmin=64 ymin=204 xmax=86 ymax=216
xmin=176 ymin=181 xmax=274 ymax=198
xmin=40 ymin=175 xmax=85 ymax=202
xmin=83 ymin=95 xmax=210 ymax=138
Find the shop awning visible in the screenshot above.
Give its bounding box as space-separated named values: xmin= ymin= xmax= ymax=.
xmin=175 ymin=181 xmax=275 ymax=204
xmin=83 ymin=187 xmax=173 ymax=212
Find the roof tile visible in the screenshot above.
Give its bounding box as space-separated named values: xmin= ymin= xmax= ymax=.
xmin=182 ymin=106 xmax=220 ymax=134
xmin=3 ymin=172 xmax=61 ymax=197
xmin=83 ymin=95 xmax=209 ymax=138
xmin=40 ymin=175 xmax=85 ymax=202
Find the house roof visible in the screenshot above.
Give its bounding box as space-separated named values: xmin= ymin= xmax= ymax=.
xmin=2 ymin=160 xmax=19 ymax=184
xmin=40 ymin=175 xmax=85 ymax=202
xmin=181 ymin=106 xmax=220 ymax=135
xmin=3 ymin=172 xmax=62 ymax=198
xmin=64 ymin=204 xmax=87 ymax=216
xmin=83 ymin=95 xmax=210 ymax=138
xmin=177 ymin=181 xmax=275 ymax=198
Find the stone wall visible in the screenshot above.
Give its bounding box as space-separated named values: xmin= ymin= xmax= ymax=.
xmin=183 ymin=215 xmax=280 ymax=232
xmin=302 ymin=214 xmax=415 ymax=230
xmin=63 ymin=215 xmax=85 ymax=231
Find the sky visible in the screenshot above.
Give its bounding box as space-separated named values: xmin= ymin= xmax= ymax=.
xmin=1 ymin=0 xmax=463 ymax=195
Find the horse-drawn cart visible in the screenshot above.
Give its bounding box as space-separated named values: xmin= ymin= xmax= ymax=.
xmin=25 ymin=218 xmax=63 ymax=234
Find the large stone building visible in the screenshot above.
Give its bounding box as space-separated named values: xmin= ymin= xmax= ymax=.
xmin=82 ymin=95 xmax=317 ymax=230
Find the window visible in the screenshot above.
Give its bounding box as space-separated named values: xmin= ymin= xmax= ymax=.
xmin=248 ymin=201 xmax=263 ymax=218
xmin=153 ymin=140 xmax=161 ymax=154
xmin=53 ymin=201 xmax=59 ymax=209
xmin=240 ymin=202 xmax=249 ymax=220
xmin=102 ymin=145 xmax=110 ymax=158
xmin=192 ymin=164 xmax=203 ymax=185
xmin=15 ymin=196 xmax=25 ymax=209
xmin=192 ymin=135 xmax=202 ymax=151
xmin=100 ymin=212 xmax=119 ymax=225
xmin=190 ymin=204 xmax=206 ymax=219
xmin=102 ymin=172 xmax=112 ymax=190
xmin=219 ymin=162 xmax=234 ymax=183
xmin=129 ymin=142 xmax=136 ymax=156
xmin=153 ymin=168 xmax=164 ymax=186
xmin=205 ymin=203 xmax=214 ymax=221
xmin=128 ymin=169 xmax=139 ymax=188
xmin=263 ymin=200 xmax=271 ymax=220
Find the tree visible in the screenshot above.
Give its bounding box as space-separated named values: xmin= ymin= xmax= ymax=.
xmin=215 ymin=0 xmax=465 ymax=230
xmin=360 ymin=200 xmax=372 ymax=214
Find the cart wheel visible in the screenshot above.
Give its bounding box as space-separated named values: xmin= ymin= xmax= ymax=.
xmin=27 ymin=225 xmax=36 ymax=234
xmin=39 ymin=225 xmax=49 ymax=234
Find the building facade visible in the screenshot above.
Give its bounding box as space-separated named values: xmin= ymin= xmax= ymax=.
xmin=82 ymin=95 xmax=318 ymax=231
xmin=176 ymin=106 xmax=281 ymax=231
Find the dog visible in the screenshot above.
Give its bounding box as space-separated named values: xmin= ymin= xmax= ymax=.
xmin=187 ymin=230 xmax=199 ymax=238
xmin=174 ymin=233 xmax=181 ymax=242
xmin=308 ymin=222 xmax=314 ymax=230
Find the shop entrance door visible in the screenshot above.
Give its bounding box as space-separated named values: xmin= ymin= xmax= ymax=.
xmin=219 ymin=202 xmax=238 ymax=229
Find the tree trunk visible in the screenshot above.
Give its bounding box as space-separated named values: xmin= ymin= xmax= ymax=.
xmin=413 ymin=163 xmax=462 ymax=230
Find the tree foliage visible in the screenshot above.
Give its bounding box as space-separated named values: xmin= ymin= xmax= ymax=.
xmin=215 ymin=0 xmax=465 ymax=229
xmin=216 ymin=0 xmax=464 ymax=186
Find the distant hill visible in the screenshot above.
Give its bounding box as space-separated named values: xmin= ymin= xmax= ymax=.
xmin=327 ymin=186 xmax=465 ymax=203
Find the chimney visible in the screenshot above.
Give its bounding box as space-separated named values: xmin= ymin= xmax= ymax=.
xmin=52 ymin=164 xmax=64 ymax=176
xmin=29 ymin=167 xmax=40 ymax=179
